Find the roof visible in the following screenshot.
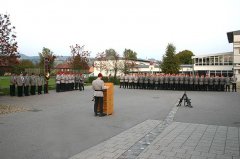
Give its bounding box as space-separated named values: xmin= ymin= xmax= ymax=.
xmin=192 ymin=52 xmax=233 ymax=58
xmin=227 ymin=30 xmax=240 ymax=43
xmin=55 ymin=63 xmax=71 ymax=69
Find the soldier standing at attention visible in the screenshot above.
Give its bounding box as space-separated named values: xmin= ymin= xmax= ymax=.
xmin=133 ymin=74 xmax=139 ymax=89
xmin=139 ymin=74 xmax=143 ymax=89
xmin=225 ymin=76 xmax=231 ymax=92
xmin=193 ymin=74 xmax=199 ymax=91
xmin=209 ymin=75 xmax=214 ymax=91
xmin=204 ymin=75 xmax=209 ymax=91
xmin=214 ymin=75 xmax=220 ymax=91
xmin=188 ymin=74 xmax=193 ymax=91
xmin=128 ymin=74 xmax=133 ymax=89
xmin=231 ymin=75 xmax=237 ymax=92
xmin=164 ymin=74 xmax=169 ymax=90
xmin=92 ymin=73 xmax=106 ymax=117
xmin=174 ymin=74 xmax=179 ymax=90
xmin=179 ymin=74 xmax=184 ymax=90
xmin=119 ymin=74 xmax=124 ymax=88
xmin=124 ymin=74 xmax=129 ymax=89
xmin=149 ymin=74 xmax=154 ymax=90
xmin=219 ymin=75 xmax=226 ymax=91
xmin=199 ymin=75 xmax=204 ymax=91
xmin=10 ymin=73 xmax=16 ymax=96
xmin=79 ymin=73 xmax=85 ymax=91
xmin=16 ymin=73 xmax=24 ymax=97
xmin=169 ymin=74 xmax=174 ymax=90
xmin=24 ymin=73 xmax=30 ymax=96
xmin=37 ymin=74 xmax=43 ymax=95
xmin=56 ymin=72 xmax=61 ymax=92
xmin=144 ymin=74 xmax=149 ymax=89
xmin=30 ymin=73 xmax=36 ymax=95
xmin=154 ymin=74 xmax=159 ymax=90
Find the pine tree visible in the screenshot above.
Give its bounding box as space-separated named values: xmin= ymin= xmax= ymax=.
xmin=160 ymin=43 xmax=180 ymax=74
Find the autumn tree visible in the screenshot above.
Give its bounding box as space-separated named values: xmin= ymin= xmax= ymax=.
xmin=94 ymin=51 xmax=107 ymax=73
xmin=176 ymin=50 xmax=194 ymax=64
xmin=0 ymin=14 xmax=19 ymax=69
xmin=69 ymin=44 xmax=90 ymax=73
xmin=160 ymin=43 xmax=180 ymax=74
xmin=38 ymin=47 xmax=56 ymax=71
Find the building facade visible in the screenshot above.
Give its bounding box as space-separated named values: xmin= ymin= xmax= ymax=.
xmin=192 ymin=30 xmax=240 ymax=81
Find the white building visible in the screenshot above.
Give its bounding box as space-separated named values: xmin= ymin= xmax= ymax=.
xmin=192 ymin=30 xmax=240 ymax=81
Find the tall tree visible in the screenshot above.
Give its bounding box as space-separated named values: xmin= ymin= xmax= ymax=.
xmin=0 ymin=14 xmax=19 ymax=68
xmin=105 ymin=48 xmax=120 ymax=80
xmin=94 ymin=52 xmax=107 ymax=73
xmin=121 ymin=49 xmax=138 ymax=74
xmin=69 ymin=44 xmax=90 ymax=73
xmin=176 ymin=50 xmax=194 ymax=64
xmin=38 ymin=47 xmax=56 ymax=70
xmin=160 ymin=43 xmax=180 ymax=74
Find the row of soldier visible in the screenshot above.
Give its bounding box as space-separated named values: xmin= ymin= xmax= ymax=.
xmin=10 ymin=73 xmax=48 ymax=97
xmin=119 ymin=74 xmax=238 ymax=92
xmin=55 ymin=72 xmax=85 ymax=92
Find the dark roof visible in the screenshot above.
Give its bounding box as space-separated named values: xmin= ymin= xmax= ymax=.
xmin=227 ymin=30 xmax=240 ymax=43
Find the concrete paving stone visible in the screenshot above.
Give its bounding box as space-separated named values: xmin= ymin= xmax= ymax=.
xmin=160 ymin=151 xmax=176 ymax=157
xmin=190 ymin=155 xmax=207 ymax=159
xmin=171 ymin=148 xmax=187 ymax=154
xmin=186 ymin=150 xmax=201 ymax=156
xmin=200 ymin=152 xmax=216 ymax=158
xmin=149 ymin=154 xmax=166 ymax=159
xmin=215 ymin=154 xmax=233 ymax=159
xmin=224 ymin=150 xmax=239 ymax=156
xmin=175 ymin=152 xmax=192 ymax=159
xmin=209 ymin=150 xmax=224 ymax=155
xmin=233 ymin=156 xmax=240 ymax=159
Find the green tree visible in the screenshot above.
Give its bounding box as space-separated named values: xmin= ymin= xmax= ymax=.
xmin=160 ymin=43 xmax=180 ymax=74
xmin=120 ymin=49 xmax=137 ymax=74
xmin=38 ymin=47 xmax=56 ymax=69
xmin=105 ymin=48 xmax=120 ymax=81
xmin=13 ymin=59 xmax=35 ymax=73
xmin=176 ymin=50 xmax=194 ymax=64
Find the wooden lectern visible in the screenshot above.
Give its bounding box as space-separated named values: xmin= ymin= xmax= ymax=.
xmin=103 ymin=83 xmax=114 ymax=115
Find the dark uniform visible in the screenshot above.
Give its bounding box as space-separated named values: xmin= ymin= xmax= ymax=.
xmin=159 ymin=75 xmax=164 ymax=90
xmin=144 ymin=75 xmax=149 ymax=89
xmin=56 ymin=74 xmax=61 ymax=92
xmin=184 ymin=75 xmax=189 ymax=90
xmin=231 ymin=76 xmax=237 ymax=92
xmin=149 ymin=76 xmax=154 ymax=89
xmin=179 ymin=75 xmax=184 ymax=90
xmin=169 ymin=75 xmax=174 ymax=90
xmin=119 ymin=75 xmax=124 ymax=88
xmin=139 ymin=75 xmax=144 ymax=89
xmin=164 ymin=75 xmax=169 ymax=90
xmin=193 ymin=76 xmax=199 ymax=91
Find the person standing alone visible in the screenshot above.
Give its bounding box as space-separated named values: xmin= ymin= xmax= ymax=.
xmin=92 ymin=73 xmax=106 ymax=117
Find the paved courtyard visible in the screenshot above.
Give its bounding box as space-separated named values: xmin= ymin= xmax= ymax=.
xmin=0 ymin=86 xmax=240 ymax=159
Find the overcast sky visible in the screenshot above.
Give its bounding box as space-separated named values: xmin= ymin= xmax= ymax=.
xmin=1 ymin=0 xmax=240 ymax=59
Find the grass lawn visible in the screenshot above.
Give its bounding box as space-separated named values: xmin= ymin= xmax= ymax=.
xmin=0 ymin=76 xmax=56 ymax=95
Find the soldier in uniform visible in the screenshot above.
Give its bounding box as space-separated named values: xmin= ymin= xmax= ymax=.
xmin=225 ymin=76 xmax=231 ymax=92
xmin=10 ymin=73 xmax=16 ymax=96
xmin=60 ymin=72 xmax=65 ymax=92
xmin=124 ymin=74 xmax=129 ymax=89
xmin=144 ymin=74 xmax=149 ymax=89
xmin=169 ymin=74 xmax=174 ymax=90
xmin=159 ymin=74 xmax=164 ymax=90
xmin=133 ymin=74 xmax=139 ymax=89
xmin=179 ymin=74 xmax=184 ymax=90
xmin=188 ymin=74 xmax=193 ymax=91
xmin=219 ymin=75 xmax=226 ymax=91
xmin=16 ymin=73 xmax=24 ymax=97
xmin=128 ymin=75 xmax=133 ymax=89
xmin=213 ymin=75 xmax=219 ymax=91
xmin=199 ymin=75 xmax=204 ymax=91
xmin=24 ymin=73 xmax=30 ymax=96
xmin=79 ymin=73 xmax=84 ymax=91
xmin=30 ymin=73 xmax=36 ymax=95
xmin=139 ymin=74 xmax=143 ymax=89
xmin=37 ymin=74 xmax=43 ymax=94
xmin=164 ymin=74 xmax=169 ymax=90
xmin=92 ymin=73 xmax=106 ymax=117
xmin=193 ymin=74 xmax=199 ymax=91
xmin=231 ymin=75 xmax=237 ymax=92
xmin=119 ymin=74 xmax=124 ymax=88
xmin=154 ymin=74 xmax=159 ymax=90
xmin=184 ymin=74 xmax=189 ymax=90
xmin=204 ymin=75 xmax=209 ymax=91
xmin=174 ymin=74 xmax=179 ymax=90
xmin=208 ymin=75 xmax=214 ymax=91
xmin=56 ymin=72 xmax=61 ymax=92
xmin=149 ymin=74 xmax=154 ymax=89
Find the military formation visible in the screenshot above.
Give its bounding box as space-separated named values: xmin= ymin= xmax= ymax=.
xmin=9 ymin=73 xmax=48 ymax=97
xmin=55 ymin=72 xmax=85 ymax=92
xmin=119 ymin=73 xmax=238 ymax=92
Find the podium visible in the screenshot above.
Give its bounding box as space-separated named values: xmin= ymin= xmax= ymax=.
xmin=103 ymin=83 xmax=114 ymax=115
